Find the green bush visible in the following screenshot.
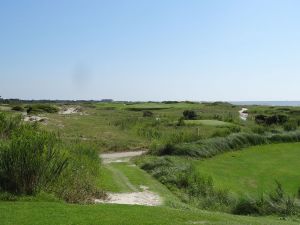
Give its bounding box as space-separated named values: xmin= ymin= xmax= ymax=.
xmin=50 ymin=143 xmax=105 ymax=203
xmin=152 ymin=131 xmax=300 ymax=158
xmin=142 ymin=111 xmax=153 ymax=117
xmin=11 ymin=105 xmax=24 ymax=112
xmin=183 ymin=110 xmax=197 ymax=120
xmin=139 ymin=157 xmax=232 ymax=211
xmin=0 ymin=113 xmax=22 ymax=138
xmin=283 ymin=122 xmax=297 ymax=131
xmin=233 ymin=182 xmax=299 ymax=216
xmin=26 ymin=104 xmax=59 ymax=114
xmin=0 ymin=128 xmax=68 ymax=195
xmin=176 ymin=117 xmax=185 ymax=126
xmin=233 ymin=197 xmax=260 ymax=215
xmin=0 ymin=113 xmax=105 ymax=202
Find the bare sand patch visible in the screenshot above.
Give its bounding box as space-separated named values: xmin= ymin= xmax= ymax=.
xmin=59 ymin=107 xmax=85 ymax=115
xmin=239 ymin=108 xmax=248 ymax=121
xmin=96 ymin=150 xmax=162 ymax=206
xmin=95 ymin=186 xmax=161 ymax=206
xmin=100 ymin=150 xmax=146 ymax=164
xmin=24 ymin=115 xmax=47 ymax=123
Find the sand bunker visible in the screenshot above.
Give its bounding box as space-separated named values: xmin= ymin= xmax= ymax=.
xmin=59 ymin=107 xmax=85 ymax=115
xmin=24 ymin=115 xmax=47 ymax=123
xmin=97 ymin=150 xmax=162 ymax=206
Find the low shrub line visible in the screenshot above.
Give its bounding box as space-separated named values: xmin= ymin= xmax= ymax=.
xmin=150 ymin=131 xmax=300 ymax=158
xmin=138 ymin=157 xmax=300 ymax=217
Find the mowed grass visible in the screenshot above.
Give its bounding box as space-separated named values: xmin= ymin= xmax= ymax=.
xmin=0 ymin=201 xmax=298 ymax=225
xmin=184 ymin=119 xmax=233 ymax=127
xmin=195 ymin=143 xmax=300 ymax=196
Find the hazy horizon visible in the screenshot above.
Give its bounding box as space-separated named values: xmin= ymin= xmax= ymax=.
xmin=1 ymin=0 xmax=300 ymax=101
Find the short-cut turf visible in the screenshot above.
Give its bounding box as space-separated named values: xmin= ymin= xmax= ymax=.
xmin=0 ymin=201 xmax=298 ymax=225
xmin=194 ymin=143 xmax=300 ymax=196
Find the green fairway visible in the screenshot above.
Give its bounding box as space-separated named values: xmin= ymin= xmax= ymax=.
xmin=195 ymin=143 xmax=300 ymax=196
xmin=0 ymin=201 xmax=298 ymax=225
xmin=184 ymin=119 xmax=233 ymax=127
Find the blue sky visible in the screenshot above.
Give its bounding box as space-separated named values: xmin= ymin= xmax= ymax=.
xmin=1 ymin=0 xmax=300 ymax=101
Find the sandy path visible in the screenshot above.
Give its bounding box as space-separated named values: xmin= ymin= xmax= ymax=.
xmin=100 ymin=150 xmax=146 ymax=164
xmin=106 ymin=164 xmax=138 ymax=192
xmin=239 ymin=108 xmax=248 ymax=121
xmin=97 ymin=150 xmax=161 ymax=206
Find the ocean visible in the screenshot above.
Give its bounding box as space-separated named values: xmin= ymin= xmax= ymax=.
xmin=230 ymin=101 xmax=300 ymax=106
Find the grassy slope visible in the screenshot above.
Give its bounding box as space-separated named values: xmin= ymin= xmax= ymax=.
xmin=99 ymin=162 xmax=183 ymax=207
xmin=1 ymin=201 xmax=299 ymax=225
xmin=195 ymin=143 xmax=300 ymax=195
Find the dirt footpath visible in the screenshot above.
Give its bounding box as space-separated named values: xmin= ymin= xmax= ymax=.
xmin=97 ymin=150 xmax=161 ymax=206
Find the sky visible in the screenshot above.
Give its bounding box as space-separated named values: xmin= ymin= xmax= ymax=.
xmin=1 ymin=0 xmax=300 ymax=101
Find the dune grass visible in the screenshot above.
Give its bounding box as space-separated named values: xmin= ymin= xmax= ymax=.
xmin=184 ymin=119 xmax=233 ymax=127
xmin=1 ymin=201 xmax=299 ymax=225
xmin=194 ymin=143 xmax=300 ymax=196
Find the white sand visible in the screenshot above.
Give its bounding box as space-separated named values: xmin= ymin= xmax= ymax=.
xmin=24 ymin=115 xmax=47 ymax=123
xmin=239 ymin=108 xmax=248 ymax=121
xmin=59 ymin=107 xmax=84 ymax=115
xmin=100 ymin=150 xmax=146 ymax=164
xmin=95 ymin=186 xmax=161 ymax=206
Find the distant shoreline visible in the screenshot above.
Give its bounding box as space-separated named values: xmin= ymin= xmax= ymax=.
xmin=230 ymin=101 xmax=300 ymax=106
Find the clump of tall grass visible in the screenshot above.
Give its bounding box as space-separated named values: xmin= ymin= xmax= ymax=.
xmin=0 ymin=113 xmax=105 ymax=202
xmin=233 ymin=181 xmax=300 ymax=216
xmin=0 ymin=127 xmax=68 ymax=195
xmin=139 ymin=157 xmax=233 ymax=211
xmin=0 ymin=112 xmax=22 ymax=138
xmin=139 ymin=156 xmax=300 ymax=216
xmin=50 ymin=142 xmax=106 ymax=203
xmin=26 ymin=104 xmax=59 ymax=114
xmin=151 ymin=131 xmax=300 ymax=158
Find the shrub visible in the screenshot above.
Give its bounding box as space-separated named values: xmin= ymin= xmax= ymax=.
xmin=283 ymin=122 xmax=297 ymax=131
xmin=26 ymin=104 xmax=59 ymax=114
xmin=251 ymin=125 xmax=266 ymax=134
xmin=11 ymin=105 xmax=24 ymax=112
xmin=152 ymin=131 xmax=300 ymax=158
xmin=255 ymin=114 xmax=288 ymax=126
xmin=183 ymin=110 xmax=197 ymax=120
xmin=233 ymin=182 xmax=299 ymax=216
xmin=255 ymin=114 xmax=267 ymax=124
xmin=0 ymin=128 xmax=68 ymax=195
xmin=233 ymin=197 xmax=260 ymax=215
xmin=176 ymin=117 xmax=185 ymax=126
xmin=142 ymin=110 xmax=153 ymax=117
xmin=51 ymin=143 xmax=105 ymax=203
xmin=140 ymin=158 xmax=232 ymax=211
